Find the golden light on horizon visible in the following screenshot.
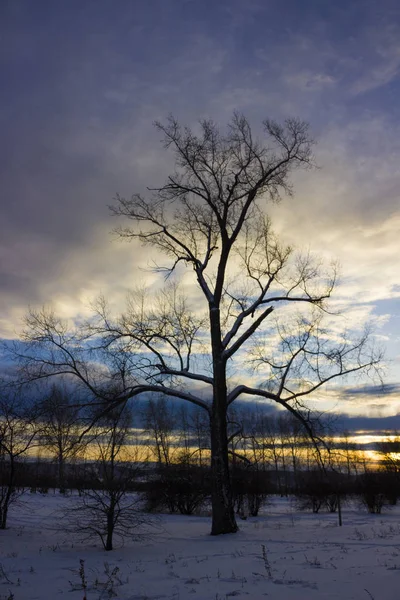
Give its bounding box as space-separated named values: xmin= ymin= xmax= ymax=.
xmin=26 ymin=427 xmax=400 ymax=472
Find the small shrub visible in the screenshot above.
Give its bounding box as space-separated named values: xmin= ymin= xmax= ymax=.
xmin=358 ymin=473 xmax=386 ymax=514
xmin=295 ymin=470 xmax=346 ymax=514
xmin=231 ymin=466 xmax=270 ymax=517
xmin=144 ymin=463 xmax=210 ymax=515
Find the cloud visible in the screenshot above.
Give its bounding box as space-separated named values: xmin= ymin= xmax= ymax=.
xmin=311 ymin=382 xmax=400 ymax=419
xmin=341 ymin=383 xmax=400 ymax=397
xmin=265 ymin=113 xmax=400 ymax=356
xmin=1 ymin=0 xmax=399 ymax=416
xmin=336 ymin=413 xmax=400 ymax=434
xmin=284 ymin=71 xmax=337 ymax=92
xmin=350 ymin=26 xmax=400 ymax=95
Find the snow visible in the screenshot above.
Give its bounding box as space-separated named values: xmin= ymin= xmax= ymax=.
xmin=1 ymin=493 xmax=400 ymax=599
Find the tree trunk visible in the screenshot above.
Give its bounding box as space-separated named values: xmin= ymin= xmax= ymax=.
xmin=0 ymin=506 xmax=7 ymax=530
xmin=337 ymin=493 xmax=342 ymax=527
xmin=58 ymin=454 xmax=66 ymax=494
xmin=105 ymin=507 xmax=114 ymax=551
xmin=210 ymin=405 xmax=238 ymax=534
xmin=209 ymin=306 xmax=238 ymax=535
xmin=0 ymin=458 xmax=15 ymax=530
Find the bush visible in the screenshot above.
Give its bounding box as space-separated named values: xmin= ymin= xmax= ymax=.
xmin=380 ymin=471 xmax=400 ymax=506
xmin=144 ymin=463 xmax=210 ymax=515
xmin=295 ymin=470 xmax=348 ymax=513
xmin=358 ymin=472 xmax=386 ymax=514
xmin=231 ymin=466 xmax=271 ymax=517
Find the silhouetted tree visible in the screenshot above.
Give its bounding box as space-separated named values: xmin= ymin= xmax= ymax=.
xmin=15 ymin=114 xmax=382 ymax=535
xmin=68 ymin=405 xmax=150 ymax=551
xmin=39 ymin=383 xmax=84 ymax=493
xmin=143 ymin=396 xmax=176 ymax=466
xmin=0 ymin=391 xmax=38 ymax=528
xmin=376 ymin=434 xmax=400 ymax=504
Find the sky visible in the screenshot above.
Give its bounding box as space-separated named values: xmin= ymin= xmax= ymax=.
xmin=1 ymin=0 xmax=400 ymax=428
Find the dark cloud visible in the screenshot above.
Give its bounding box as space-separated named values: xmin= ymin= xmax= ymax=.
xmin=341 ymin=383 xmax=400 ymax=397
xmin=1 ymin=0 xmax=399 ymax=403
xmin=336 ymin=413 xmax=400 ymax=434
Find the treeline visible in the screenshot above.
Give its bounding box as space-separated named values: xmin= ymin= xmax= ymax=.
xmin=1 ymin=385 xmax=400 ymax=548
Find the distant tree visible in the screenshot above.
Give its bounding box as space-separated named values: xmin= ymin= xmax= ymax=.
xmin=39 ymin=383 xmax=84 ymax=493
xmin=339 ymin=431 xmax=363 ymax=478
xmin=15 ymin=114 xmax=383 ymax=535
xmin=279 ymin=414 xmax=304 ymax=490
xmin=188 ymin=406 xmax=210 ymax=467
xmin=143 ymin=396 xmax=176 ymax=466
xmin=376 ymin=434 xmax=400 ymax=477
xmin=376 ymin=434 xmax=400 ymax=504
xmin=0 ymin=391 xmax=38 ymax=528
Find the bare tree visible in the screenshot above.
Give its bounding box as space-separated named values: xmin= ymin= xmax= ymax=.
xmin=279 ymin=413 xmax=304 ymax=489
xmin=376 ymin=434 xmax=400 ymax=477
xmin=67 ymin=405 xmax=151 ymax=551
xmin=14 ymin=114 xmax=382 ymax=535
xmin=0 ymin=391 xmax=38 ymax=529
xmin=245 ymin=410 xmax=286 ymax=495
xmin=188 ymin=406 xmax=210 ymax=467
xmin=143 ymin=396 xmax=176 ymax=467
xmin=38 ymin=383 xmax=84 ymax=493
xmin=376 ymin=434 xmax=400 ymax=504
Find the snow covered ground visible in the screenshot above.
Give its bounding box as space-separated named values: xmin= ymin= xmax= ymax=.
xmin=1 ymin=493 xmax=400 ymax=600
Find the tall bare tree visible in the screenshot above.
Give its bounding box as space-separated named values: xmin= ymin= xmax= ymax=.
xmin=14 ymin=114 xmax=382 ymax=534
xmin=39 ymin=383 xmax=84 ymax=493
xmin=143 ymin=396 xmax=176 ymax=467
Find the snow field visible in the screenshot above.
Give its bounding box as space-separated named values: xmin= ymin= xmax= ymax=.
xmin=1 ymin=493 xmax=400 ymax=600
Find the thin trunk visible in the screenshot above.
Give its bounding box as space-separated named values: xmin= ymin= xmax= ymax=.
xmin=155 ymin=432 xmax=163 ymax=466
xmin=0 ymin=504 xmax=8 ymax=530
xmin=58 ymin=453 xmax=66 ymax=494
xmin=281 ymin=447 xmax=288 ymax=496
xmin=291 ymin=445 xmax=298 ymax=490
xmin=270 ymin=439 xmax=281 ymax=496
xmin=0 ymin=457 xmax=15 ymax=530
xmin=337 ymin=493 xmax=342 ymax=527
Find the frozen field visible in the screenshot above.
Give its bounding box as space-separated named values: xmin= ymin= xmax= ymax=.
xmin=1 ymin=494 xmax=400 ymax=600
